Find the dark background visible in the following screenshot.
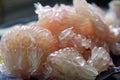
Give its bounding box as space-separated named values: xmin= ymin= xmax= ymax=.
xmin=0 ymin=0 xmax=112 ymax=26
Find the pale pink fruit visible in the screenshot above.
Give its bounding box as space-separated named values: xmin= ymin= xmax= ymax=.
xmin=0 ymin=25 xmax=58 ymax=78
xmin=45 ymin=47 xmax=98 ymax=80
xmin=59 ymin=28 xmax=109 ymax=60
xmin=88 ymin=47 xmax=111 ymax=72
xmin=35 ymin=0 xmax=120 ymax=42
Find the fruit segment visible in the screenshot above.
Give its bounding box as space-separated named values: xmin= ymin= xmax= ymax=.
xmin=45 ymin=47 xmax=98 ymax=80
xmin=59 ymin=28 xmax=108 ymax=60
xmin=0 ymin=25 xmax=58 ymax=78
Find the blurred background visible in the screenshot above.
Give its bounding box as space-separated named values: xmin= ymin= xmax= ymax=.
xmin=0 ymin=0 xmax=112 ymax=27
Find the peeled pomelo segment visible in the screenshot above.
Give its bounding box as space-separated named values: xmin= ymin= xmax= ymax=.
xmin=35 ymin=3 xmax=75 ymax=35
xmin=87 ymin=47 xmax=111 ymax=73
xmin=45 ymin=47 xmax=98 ymax=80
xmin=73 ymin=0 xmax=120 ymax=42
xmin=59 ymin=27 xmax=92 ymax=49
xmin=35 ymin=3 xmax=95 ymax=36
xmin=0 ymin=25 xmax=58 ymax=78
xmin=59 ymin=28 xmax=108 ymax=60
